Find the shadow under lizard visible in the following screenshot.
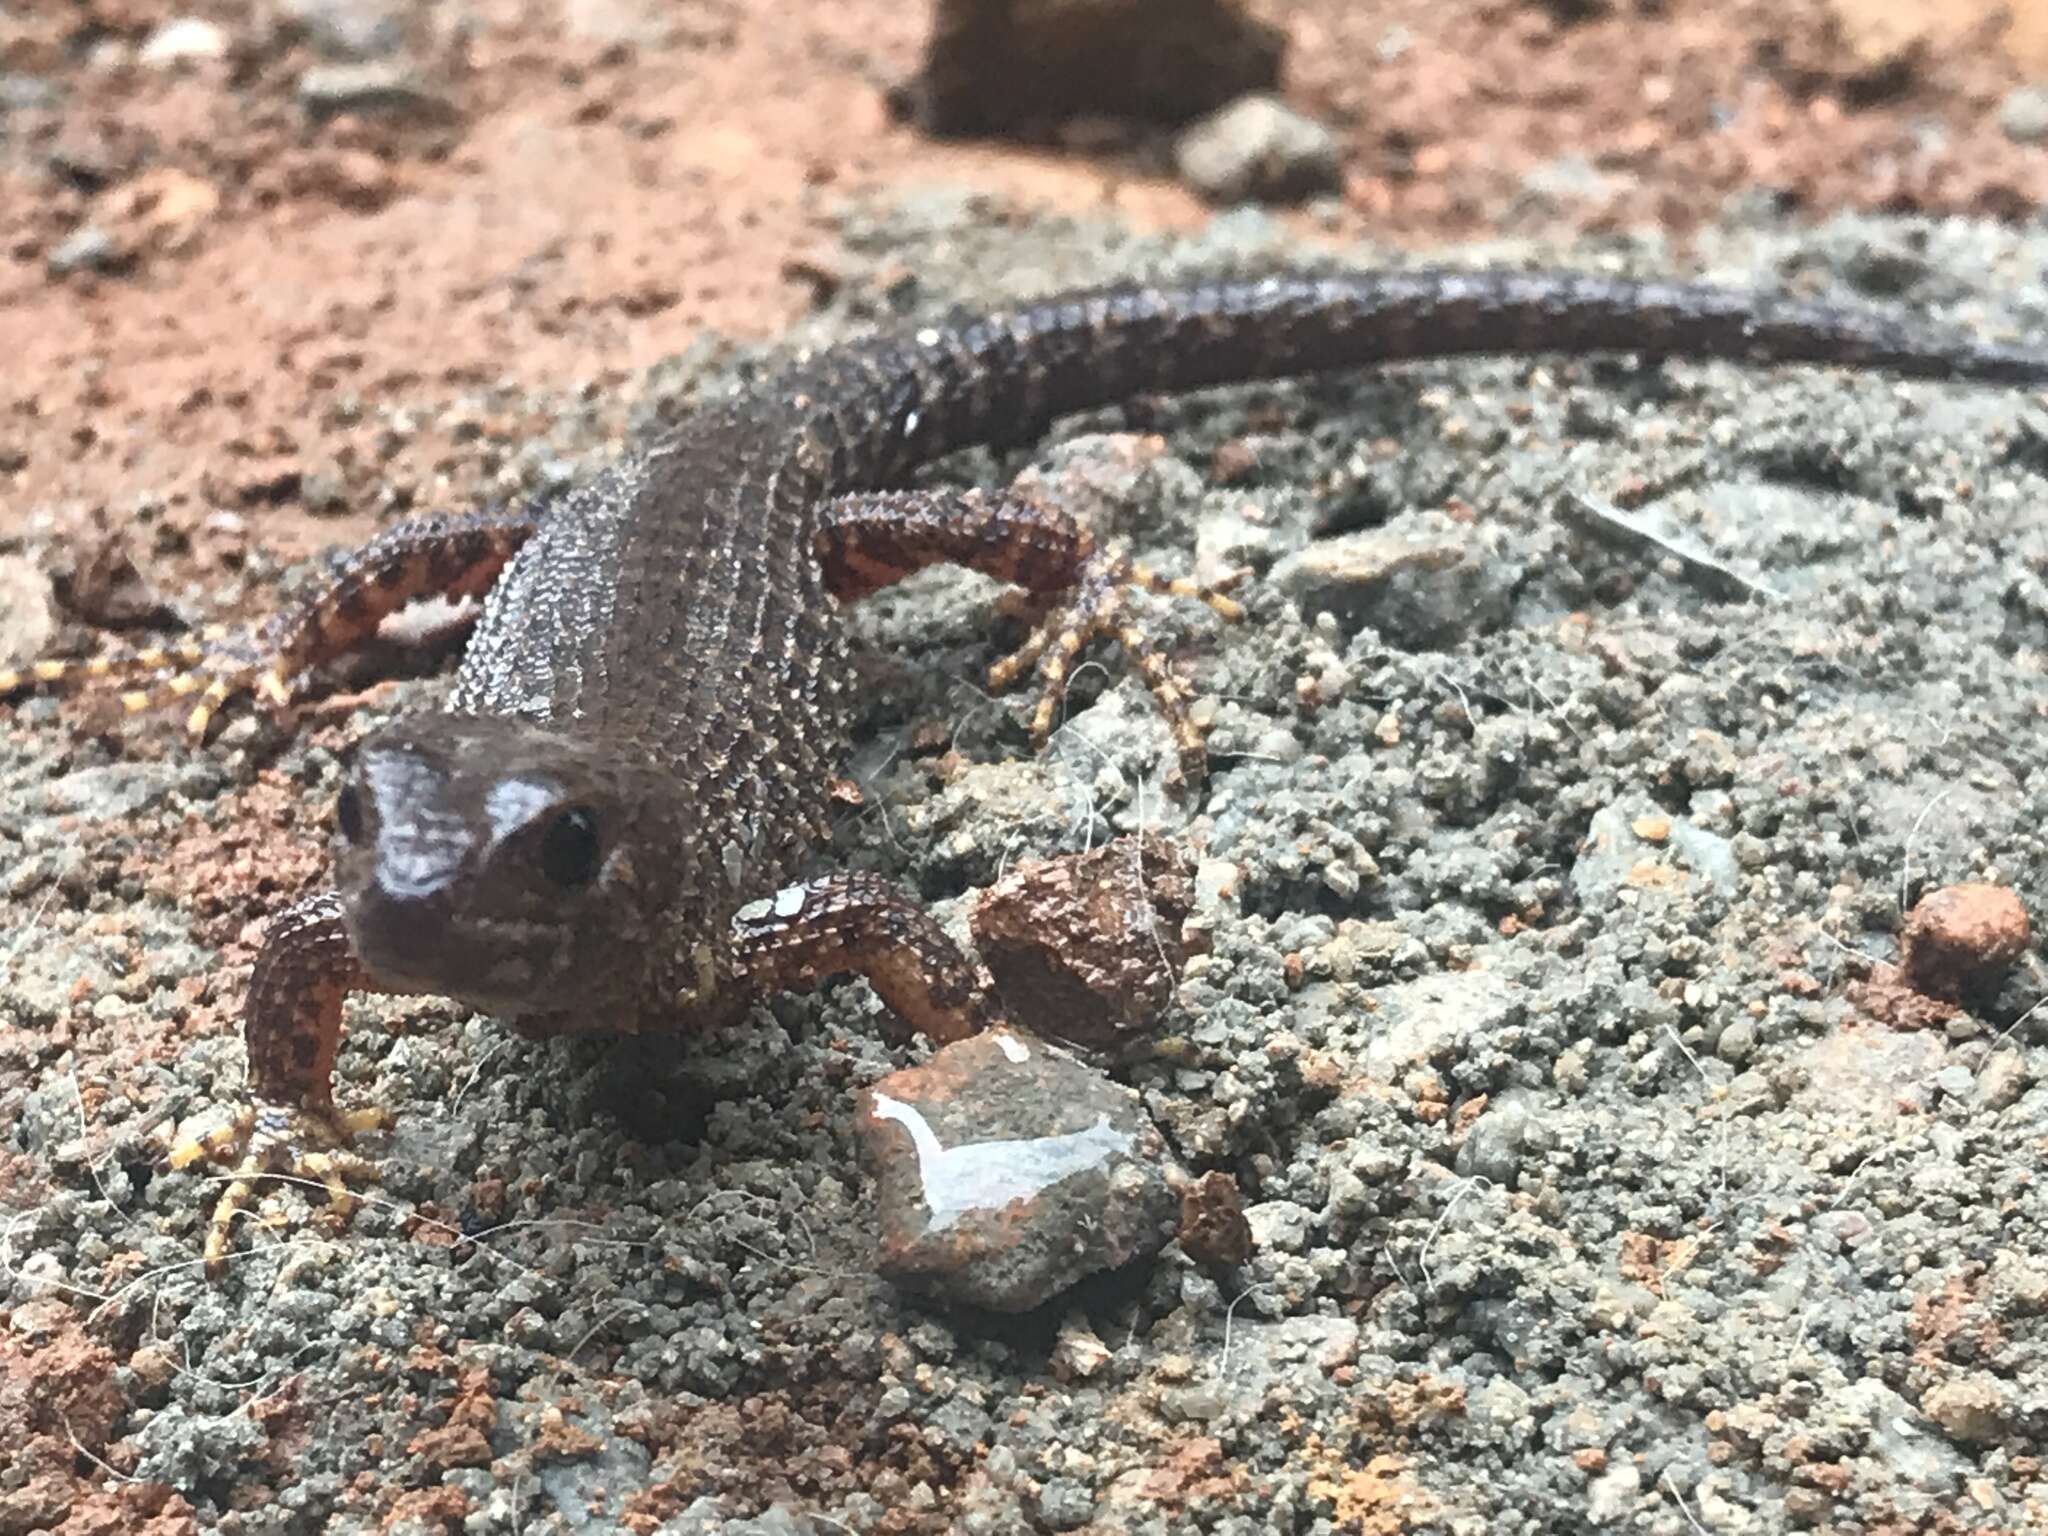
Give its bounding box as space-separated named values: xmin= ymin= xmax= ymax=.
xmin=12 ymin=267 xmax=2048 ymax=1272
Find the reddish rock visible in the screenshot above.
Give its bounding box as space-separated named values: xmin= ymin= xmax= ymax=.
xmin=970 ymin=835 xmax=1198 ymax=1054
xmin=1849 ymin=965 xmax=1959 ymax=1032
xmin=1902 ymin=883 xmax=2030 ymax=999
xmin=1211 ymin=437 xmax=1259 ymax=484
xmin=857 ymin=1027 xmax=1180 ymax=1312
xmin=1175 ymin=1168 xmax=1252 ymax=1267
xmin=0 ymin=1319 xmax=194 ymax=1536
xmin=902 ymin=0 xmax=1285 ymax=136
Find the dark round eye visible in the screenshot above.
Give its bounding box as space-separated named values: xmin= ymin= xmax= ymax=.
xmin=335 ymin=784 xmax=365 ymax=845
xmin=538 ymin=807 xmax=602 ymax=888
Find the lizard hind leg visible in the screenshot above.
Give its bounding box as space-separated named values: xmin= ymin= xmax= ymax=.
xmin=1 ymin=507 xmax=539 ymax=740
xmin=814 ymin=486 xmax=1243 ymax=785
xmin=0 ymin=625 xmax=278 ymax=738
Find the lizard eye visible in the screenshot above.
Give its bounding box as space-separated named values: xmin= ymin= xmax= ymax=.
xmin=336 ymin=784 xmax=365 ymax=845
xmin=538 ymin=806 xmax=602 ymax=888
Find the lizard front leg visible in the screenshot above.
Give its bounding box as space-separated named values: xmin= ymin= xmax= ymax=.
xmin=731 ymin=871 xmax=999 ymax=1045
xmin=815 ymin=487 xmax=1241 ymax=783
xmin=172 ymin=891 xmax=397 ymax=1275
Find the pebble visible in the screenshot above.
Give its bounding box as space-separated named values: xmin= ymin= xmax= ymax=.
xmin=0 ymin=557 xmax=56 ymax=670
xmin=1901 ymin=883 xmax=2030 ymax=999
xmin=1035 ymin=1479 xmax=1096 ymax=1531
xmin=1586 ymin=1463 xmax=1642 ymax=1523
xmin=290 ymin=149 xmax=398 ymax=212
xmin=1572 ymin=799 xmax=1739 ymax=906
xmin=1921 ymin=1373 xmax=2012 ymax=1444
xmin=561 ymin=0 xmax=706 ymax=48
xmin=1175 ymin=1169 xmax=1252 ymax=1266
xmin=1271 ymin=511 xmax=1510 ymax=646
xmin=1516 ymin=153 xmax=1633 ymax=216
xmin=1933 ymin=1063 xmax=1976 ymax=1102
xmin=138 ymin=17 xmax=230 ymax=68
xmin=47 ymin=226 xmax=125 ymax=276
xmin=45 ymin=126 xmax=127 ymax=189
xmin=1991 ymin=1252 xmax=2048 ymax=1313
xmin=1976 ymin=1050 xmax=2029 ymax=1110
xmin=969 ymin=836 xmax=1197 ymax=1054
xmin=297 ymin=61 xmax=457 ymax=121
xmin=1050 ymin=1317 xmax=1112 ymax=1381
xmin=1201 ymin=1316 xmax=1359 ymax=1414
xmin=1715 ymin=1016 xmax=1758 ymax=1065
xmin=856 ymin=1028 xmax=1181 ymax=1312
xmin=0 ymin=74 xmax=60 ymax=112
xmin=1454 ymin=1098 xmax=1543 ymax=1188
xmin=1999 ymin=84 xmax=2048 ymax=143
xmin=1174 ymin=93 xmax=1341 ymax=205
xmin=1244 ymin=1199 xmax=1311 ymax=1253
xmin=1356 ymin=969 xmax=1522 ymax=1079
xmin=281 ymin=0 xmax=408 ymax=60
xmin=1812 ymin=1209 xmax=1874 ymax=1250
xmin=905 ymin=0 xmax=1283 ymax=136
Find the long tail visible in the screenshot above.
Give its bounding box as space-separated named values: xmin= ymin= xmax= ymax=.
xmin=803 ymin=269 xmax=2048 ymax=482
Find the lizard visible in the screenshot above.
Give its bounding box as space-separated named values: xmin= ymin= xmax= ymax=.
xmin=9 ymin=267 xmax=2048 ymax=1274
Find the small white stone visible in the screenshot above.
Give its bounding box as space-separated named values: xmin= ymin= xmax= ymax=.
xmin=140 ymin=17 xmax=230 ymax=67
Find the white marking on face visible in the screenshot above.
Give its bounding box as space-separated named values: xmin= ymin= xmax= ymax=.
xmin=772 ymin=883 xmax=806 ymax=918
xmin=485 ymin=776 xmax=561 ymax=847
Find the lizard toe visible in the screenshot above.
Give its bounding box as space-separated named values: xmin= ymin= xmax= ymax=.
xmin=170 ymin=1100 xmax=392 ymax=1276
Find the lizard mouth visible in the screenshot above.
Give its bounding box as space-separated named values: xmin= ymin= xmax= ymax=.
xmin=343 ymin=888 xmax=561 ymax=1015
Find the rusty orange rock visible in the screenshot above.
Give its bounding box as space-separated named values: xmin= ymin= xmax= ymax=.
xmin=1901 ymin=883 xmax=2030 ymax=999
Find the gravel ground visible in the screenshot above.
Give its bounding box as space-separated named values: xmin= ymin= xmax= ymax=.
xmin=5 ymin=194 xmax=2048 ymax=1533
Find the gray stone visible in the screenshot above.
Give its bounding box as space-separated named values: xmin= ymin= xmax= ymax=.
xmin=0 ymin=74 xmax=60 ymax=112
xmin=1272 ymin=511 xmax=1508 ymax=646
xmin=2000 ymin=84 xmax=2048 ymax=144
xmin=1174 ymin=93 xmax=1341 ymax=205
xmin=1517 ymin=154 xmax=1633 ymax=216
xmin=297 ymin=61 xmax=456 ymax=121
xmin=1035 ymin=1479 xmax=1096 ymax=1531
xmin=0 ymin=556 xmax=56 ymax=673
xmin=47 ymin=226 xmax=125 ymax=276
xmin=1921 ymin=1373 xmax=2012 ymax=1445
xmin=281 ymin=0 xmax=408 ymax=60
xmin=138 ymin=17 xmax=231 ymax=68
xmin=1571 ymin=800 xmax=1739 ymax=908
xmin=1716 ymin=1017 xmax=1758 ymax=1065
xmin=1456 ymin=1099 xmax=1542 ymax=1188
xmin=857 ymin=1027 xmax=1181 ymax=1312
xmin=1977 ymin=1050 xmax=2030 ymax=1110
xmin=1351 ymin=969 xmax=1525 ymax=1079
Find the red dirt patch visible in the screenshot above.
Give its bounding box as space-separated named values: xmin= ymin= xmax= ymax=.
xmin=4 ymin=0 xmax=2047 ymax=610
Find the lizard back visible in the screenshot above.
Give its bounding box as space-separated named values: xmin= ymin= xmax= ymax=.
xmin=447 ymin=268 xmax=2048 ymax=888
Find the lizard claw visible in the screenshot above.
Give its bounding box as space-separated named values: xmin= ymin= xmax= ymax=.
xmin=1 ymin=623 xmax=295 ymax=740
xmin=169 ymin=1099 xmax=392 ymax=1276
xmin=986 ymin=543 xmax=1243 ymax=783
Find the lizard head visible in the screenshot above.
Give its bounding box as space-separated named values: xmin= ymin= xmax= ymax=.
xmin=330 ymin=715 xmax=685 ymax=1019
